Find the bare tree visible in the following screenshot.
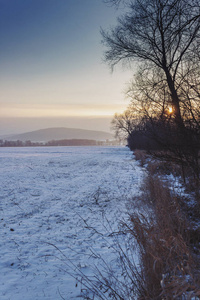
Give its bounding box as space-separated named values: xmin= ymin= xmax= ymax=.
xmin=103 ymin=0 xmax=129 ymax=7
xmin=102 ymin=0 xmax=200 ymax=127
xmin=102 ymin=0 xmax=200 ymax=184
xmin=111 ymin=109 xmax=140 ymax=140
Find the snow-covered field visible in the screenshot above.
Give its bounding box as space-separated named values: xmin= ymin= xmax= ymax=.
xmin=0 ymin=146 xmax=144 ymax=300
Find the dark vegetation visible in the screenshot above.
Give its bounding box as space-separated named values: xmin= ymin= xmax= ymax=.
xmin=0 ymin=139 xmax=115 ymax=147
xmin=100 ymin=0 xmax=200 ymax=298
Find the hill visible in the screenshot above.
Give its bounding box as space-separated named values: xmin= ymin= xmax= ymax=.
xmin=3 ymin=127 xmax=114 ymax=142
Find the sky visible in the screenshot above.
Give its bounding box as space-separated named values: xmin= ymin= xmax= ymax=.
xmin=0 ymin=0 xmax=133 ymax=135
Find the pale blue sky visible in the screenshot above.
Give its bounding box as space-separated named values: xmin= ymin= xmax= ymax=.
xmin=0 ymin=0 xmax=132 ymax=134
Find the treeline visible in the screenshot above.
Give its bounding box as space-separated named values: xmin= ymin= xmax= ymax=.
xmin=46 ymin=139 xmax=97 ymax=146
xmin=113 ymin=113 xmax=200 ymax=182
xmin=0 ymin=139 xmax=114 ymax=147
xmin=0 ymin=140 xmax=43 ymax=147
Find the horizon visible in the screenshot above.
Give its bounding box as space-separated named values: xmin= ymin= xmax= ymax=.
xmin=1 ymin=124 xmax=114 ymax=138
xmin=0 ymin=125 xmax=115 ymax=145
xmin=0 ymin=116 xmax=114 ymax=136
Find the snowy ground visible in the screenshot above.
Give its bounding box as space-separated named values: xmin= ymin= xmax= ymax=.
xmin=0 ymin=146 xmax=145 ymax=300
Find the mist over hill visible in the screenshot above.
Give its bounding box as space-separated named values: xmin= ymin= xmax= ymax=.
xmin=3 ymin=127 xmax=114 ymax=142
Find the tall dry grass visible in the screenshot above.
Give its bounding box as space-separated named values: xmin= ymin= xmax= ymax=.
xmin=124 ymin=167 xmax=200 ymax=299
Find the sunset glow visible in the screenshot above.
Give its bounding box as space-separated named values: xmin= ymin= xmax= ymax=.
xmin=1 ymin=103 xmax=127 ymax=118
xmin=168 ymin=106 xmax=173 ymax=113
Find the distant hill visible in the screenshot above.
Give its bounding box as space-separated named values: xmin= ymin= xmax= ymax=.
xmin=3 ymin=127 xmax=114 ymax=142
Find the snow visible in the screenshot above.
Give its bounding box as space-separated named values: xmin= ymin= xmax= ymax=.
xmin=0 ymin=146 xmax=144 ymax=299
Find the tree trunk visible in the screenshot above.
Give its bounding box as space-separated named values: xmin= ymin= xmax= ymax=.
xmin=163 ymin=67 xmax=184 ymax=128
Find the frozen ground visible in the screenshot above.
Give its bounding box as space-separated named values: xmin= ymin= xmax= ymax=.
xmin=0 ymin=146 xmax=145 ymax=300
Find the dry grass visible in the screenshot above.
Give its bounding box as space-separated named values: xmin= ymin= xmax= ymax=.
xmin=124 ymin=174 xmax=200 ymax=299
xmin=147 ymin=159 xmax=183 ymax=177
xmin=133 ymin=150 xmax=148 ymax=167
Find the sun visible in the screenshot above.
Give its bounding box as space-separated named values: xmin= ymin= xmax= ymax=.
xmin=168 ymin=106 xmax=173 ymax=114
